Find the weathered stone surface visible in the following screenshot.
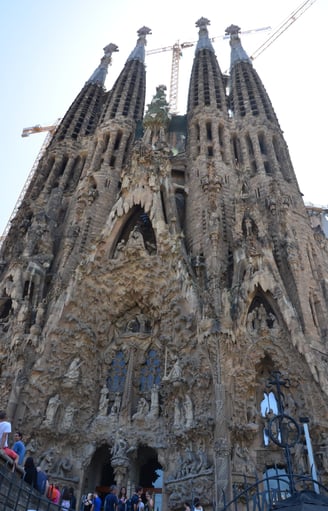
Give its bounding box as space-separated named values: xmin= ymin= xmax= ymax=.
xmin=0 ymin=20 xmax=327 ymax=511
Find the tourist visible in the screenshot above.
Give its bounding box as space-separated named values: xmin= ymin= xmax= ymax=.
xmin=144 ymin=491 xmax=154 ymax=511
xmin=118 ymin=486 xmax=128 ymax=511
xmin=36 ymin=466 xmax=48 ymax=495
xmin=12 ymin=431 xmax=26 ymax=466
xmin=23 ymin=457 xmax=38 ymax=489
xmin=0 ymin=410 xmax=19 ymax=470
xmin=104 ymin=485 xmax=119 ymax=511
xmin=83 ymin=493 xmax=94 ymax=511
xmin=92 ymin=491 xmax=102 ymax=511
xmin=193 ymin=498 xmax=203 ymax=511
xmin=61 ymin=487 xmax=71 ymax=510
xmin=184 ymin=503 xmax=191 ymax=511
xmin=69 ymin=487 xmax=77 ymax=510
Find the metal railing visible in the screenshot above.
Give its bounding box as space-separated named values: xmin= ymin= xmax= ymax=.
xmin=219 ymin=473 xmax=328 ymax=511
xmin=0 ymin=459 xmax=60 ymax=511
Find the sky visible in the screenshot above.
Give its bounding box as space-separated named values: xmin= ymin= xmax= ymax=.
xmin=1 ymin=0 xmax=327 ymax=236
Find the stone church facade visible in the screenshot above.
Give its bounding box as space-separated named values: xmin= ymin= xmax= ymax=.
xmin=0 ymin=18 xmax=328 ymax=510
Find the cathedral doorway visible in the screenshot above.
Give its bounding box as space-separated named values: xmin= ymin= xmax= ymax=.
xmin=83 ymin=444 xmax=115 ymax=497
xmin=136 ymin=446 xmax=163 ymax=511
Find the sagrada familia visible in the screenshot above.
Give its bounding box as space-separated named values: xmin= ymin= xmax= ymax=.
xmin=1 ymin=17 xmax=328 ymax=511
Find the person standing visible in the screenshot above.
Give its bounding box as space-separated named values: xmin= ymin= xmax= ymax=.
xmin=104 ymin=485 xmax=119 ymax=511
xmin=118 ymin=486 xmax=127 ymax=511
xmin=92 ymin=491 xmax=102 ymax=511
xmin=193 ymin=498 xmax=203 ymax=511
xmin=144 ymin=492 xmax=154 ymax=511
xmin=12 ymin=431 xmax=26 ymax=466
xmin=23 ymin=457 xmax=38 ymax=489
xmin=61 ymin=487 xmax=71 ymax=511
xmin=0 ymin=410 xmax=18 ymax=470
xmin=69 ymin=487 xmax=77 ymax=510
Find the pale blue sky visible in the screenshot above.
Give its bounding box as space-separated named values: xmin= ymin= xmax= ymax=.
xmin=1 ymin=0 xmax=327 ymax=235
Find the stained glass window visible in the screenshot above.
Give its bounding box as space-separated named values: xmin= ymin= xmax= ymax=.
xmin=140 ymin=349 xmax=161 ymax=392
xmin=107 ymin=351 xmax=127 ymax=393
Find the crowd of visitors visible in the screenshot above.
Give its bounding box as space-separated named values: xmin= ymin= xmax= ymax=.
xmin=82 ymin=485 xmax=154 ymax=511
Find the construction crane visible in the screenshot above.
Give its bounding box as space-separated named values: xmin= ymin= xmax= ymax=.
xmin=250 ymin=0 xmax=317 ymax=60
xmin=0 ymin=119 xmax=61 ymax=249
xmin=146 ymin=26 xmax=271 ymax=114
xmin=21 ymin=123 xmax=59 ymax=137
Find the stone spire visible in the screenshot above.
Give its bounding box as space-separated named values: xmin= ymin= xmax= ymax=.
xmin=87 ymin=43 xmax=119 ymax=86
xmin=100 ymin=27 xmax=151 ymax=123
xmin=195 ymin=17 xmax=215 ymax=54
xmin=225 ymin=24 xmax=252 ymax=69
xmin=127 ymin=26 xmax=152 ymax=63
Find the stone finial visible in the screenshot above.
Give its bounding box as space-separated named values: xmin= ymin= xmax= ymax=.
xmin=196 ymin=17 xmax=211 ymax=30
xmin=87 ymin=42 xmax=119 ymax=85
xmin=225 ymin=24 xmax=241 ymax=38
xmin=195 ymin=17 xmax=214 ymax=53
xmin=127 ymin=26 xmax=152 ymax=62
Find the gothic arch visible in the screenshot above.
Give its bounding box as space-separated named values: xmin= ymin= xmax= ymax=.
xmin=83 ymin=443 xmax=115 ymax=496
xmin=109 ymin=205 xmax=157 ymax=258
xmin=245 ymin=286 xmax=282 ymax=331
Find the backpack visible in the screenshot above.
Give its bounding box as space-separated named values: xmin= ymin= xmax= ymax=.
xmin=36 ymin=470 xmax=47 ymax=494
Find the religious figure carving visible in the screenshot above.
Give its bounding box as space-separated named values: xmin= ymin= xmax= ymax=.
xmin=98 ymin=384 xmax=109 ymax=416
xmin=147 ymin=385 xmax=159 ymax=419
xmin=111 ymin=432 xmax=128 ymax=459
xmin=164 ymin=357 xmax=183 ymax=384
xmin=132 ymin=397 xmax=149 ymax=421
xmin=63 ymin=358 xmax=82 ymax=388
xmin=44 ymin=394 xmax=61 ymax=426
xmin=61 ymin=405 xmax=76 ymax=431
xmin=109 ymin=393 xmax=121 ymax=416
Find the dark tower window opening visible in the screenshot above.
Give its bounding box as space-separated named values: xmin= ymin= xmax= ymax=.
xmin=56 ymin=155 xmax=69 ymax=179
xmin=114 ymin=131 xmax=123 ymax=151
xmin=175 ymin=189 xmax=186 ymax=230
xmin=258 ymin=133 xmax=267 ymax=155
xmin=231 ymin=134 xmax=242 ymax=165
xmin=160 ymin=190 xmax=168 ymax=224
xmin=218 ymin=124 xmax=225 ymax=160
xmin=207 ymin=146 xmax=213 ymax=157
xmin=122 ymin=133 xmax=132 ymax=167
xmin=206 ymin=122 xmax=212 ymax=141
xmin=103 ymin=134 xmax=110 ymax=154
xmin=23 ymin=280 xmax=34 ymax=302
xmin=0 ymin=298 xmax=12 ymax=319
xmin=109 ymin=155 xmax=116 ymax=167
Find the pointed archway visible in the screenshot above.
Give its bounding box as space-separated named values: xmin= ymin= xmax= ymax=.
xmin=83 ymin=444 xmax=115 ymax=497
xmin=136 ymin=446 xmax=163 ymax=511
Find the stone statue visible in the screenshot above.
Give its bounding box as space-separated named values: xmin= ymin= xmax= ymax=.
xmin=132 ymin=397 xmax=149 ymax=420
xmin=98 ymin=384 xmax=109 ymax=416
xmin=110 ymin=393 xmax=121 ymax=416
xmin=184 ymin=394 xmax=193 ymax=428
xmin=44 ymin=394 xmax=61 ymax=426
xmin=63 ymin=357 xmax=82 ymax=388
xmin=111 ymin=432 xmax=128 ymax=459
xmin=164 ymin=357 xmax=183 ymax=383
xmin=61 ymin=405 xmax=76 ymax=431
xmin=147 ymin=384 xmax=159 ymax=419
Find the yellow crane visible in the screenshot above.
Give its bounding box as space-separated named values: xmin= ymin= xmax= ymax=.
xmin=21 ymin=123 xmax=59 ymax=138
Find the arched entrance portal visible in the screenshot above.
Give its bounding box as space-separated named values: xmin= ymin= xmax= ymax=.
xmin=137 ymin=446 xmax=163 ymax=511
xmin=84 ymin=444 xmax=115 ymax=497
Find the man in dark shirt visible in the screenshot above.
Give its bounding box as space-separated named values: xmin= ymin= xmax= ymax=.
xmin=104 ymin=485 xmax=119 ymax=511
